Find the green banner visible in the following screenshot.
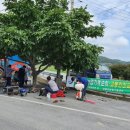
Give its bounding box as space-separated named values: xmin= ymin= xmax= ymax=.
xmin=88 ymin=78 xmax=130 ymax=95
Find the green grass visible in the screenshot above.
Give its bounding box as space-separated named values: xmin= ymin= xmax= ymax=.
xmin=47 ymin=66 xmax=56 ymax=72
xmin=36 ymin=65 xmax=66 ymax=74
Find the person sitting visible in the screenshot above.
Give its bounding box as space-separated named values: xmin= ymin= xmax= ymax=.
xmin=39 ymin=76 xmax=59 ymax=96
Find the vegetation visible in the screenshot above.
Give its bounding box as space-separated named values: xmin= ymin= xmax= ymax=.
xmin=0 ymin=0 xmax=104 ymax=87
xmin=36 ymin=65 xmax=66 ymax=73
xmin=110 ymin=64 xmax=130 ymax=80
xmin=99 ymin=56 xmax=130 ymax=65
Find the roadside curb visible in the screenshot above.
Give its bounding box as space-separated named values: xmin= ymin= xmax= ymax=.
xmin=87 ymin=90 xmax=130 ymax=102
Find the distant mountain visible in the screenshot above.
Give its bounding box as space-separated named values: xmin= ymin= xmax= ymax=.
xmin=99 ymin=56 xmax=130 ymax=65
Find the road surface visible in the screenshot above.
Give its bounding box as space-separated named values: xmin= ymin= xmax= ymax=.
xmin=0 ymin=92 xmax=130 ymax=130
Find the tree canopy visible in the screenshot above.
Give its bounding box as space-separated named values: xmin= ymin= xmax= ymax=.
xmin=0 ymin=0 xmax=104 ymax=86
xmin=110 ymin=64 xmax=130 ymax=80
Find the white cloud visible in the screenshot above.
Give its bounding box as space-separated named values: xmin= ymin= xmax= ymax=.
xmin=114 ymin=36 xmax=129 ymax=47
xmin=75 ymin=0 xmax=130 ymax=61
xmin=0 ymin=0 xmax=5 ymax=11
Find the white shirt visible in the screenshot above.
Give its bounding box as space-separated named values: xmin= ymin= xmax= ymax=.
xmin=48 ymin=80 xmax=59 ymax=91
xmin=75 ymin=82 xmax=84 ymax=91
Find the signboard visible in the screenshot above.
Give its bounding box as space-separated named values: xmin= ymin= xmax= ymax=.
xmin=66 ymin=76 xmax=130 ymax=95
xmin=88 ymin=78 xmax=130 ymax=94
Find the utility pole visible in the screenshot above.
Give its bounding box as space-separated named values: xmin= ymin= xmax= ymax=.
xmin=70 ymin=0 xmax=83 ymax=10
xmin=66 ymin=0 xmax=75 ymax=80
xmin=70 ymin=0 xmax=74 ymax=10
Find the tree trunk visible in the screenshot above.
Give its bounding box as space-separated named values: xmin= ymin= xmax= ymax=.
xmin=66 ymin=68 xmax=70 ymax=81
xmin=57 ymin=67 xmax=61 ymax=78
xmin=30 ymin=63 xmax=38 ymax=88
xmin=31 ymin=63 xmax=50 ymax=91
xmin=28 ymin=57 xmax=51 ymax=92
xmin=32 ymin=71 xmax=37 ymax=88
xmin=56 ymin=65 xmax=62 ymax=87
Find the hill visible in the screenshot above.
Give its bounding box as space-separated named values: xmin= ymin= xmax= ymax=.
xmin=99 ymin=56 xmax=130 ymax=65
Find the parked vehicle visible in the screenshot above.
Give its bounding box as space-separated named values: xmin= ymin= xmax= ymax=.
xmin=37 ymin=71 xmax=64 ymax=85
xmin=69 ymin=65 xmax=112 ymax=79
xmin=85 ymin=65 xmax=112 ymax=79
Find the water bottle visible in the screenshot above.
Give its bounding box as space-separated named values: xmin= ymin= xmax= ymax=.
xmin=47 ymin=93 xmax=51 ymax=101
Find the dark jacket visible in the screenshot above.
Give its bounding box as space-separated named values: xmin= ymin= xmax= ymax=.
xmin=18 ymin=67 xmax=25 ymax=79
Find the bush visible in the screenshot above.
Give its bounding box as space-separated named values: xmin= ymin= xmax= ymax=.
xmin=110 ymin=64 xmax=130 ymax=80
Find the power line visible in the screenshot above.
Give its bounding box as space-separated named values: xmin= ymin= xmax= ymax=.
xmin=79 ymin=0 xmax=130 ymax=22
xmin=82 ymin=0 xmax=130 ymax=14
xmin=70 ymin=0 xmax=74 ymax=9
xmin=69 ymin=0 xmax=130 ymax=31
xmin=80 ymin=0 xmax=129 ymax=14
xmin=76 ymin=1 xmax=130 ymax=33
xmin=84 ymin=0 xmax=130 ymax=11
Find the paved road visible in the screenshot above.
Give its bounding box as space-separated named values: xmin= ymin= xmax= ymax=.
xmin=0 ymin=92 xmax=130 ymax=130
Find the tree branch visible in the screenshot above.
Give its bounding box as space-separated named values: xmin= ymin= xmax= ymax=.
xmin=38 ymin=62 xmax=45 ymax=72
xmin=37 ymin=63 xmax=51 ymax=74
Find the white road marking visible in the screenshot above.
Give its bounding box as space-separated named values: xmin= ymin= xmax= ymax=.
xmin=0 ymin=95 xmax=130 ymax=122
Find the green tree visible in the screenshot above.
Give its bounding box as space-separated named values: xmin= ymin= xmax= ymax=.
xmin=0 ymin=13 xmax=26 ymax=58
xmin=36 ymin=4 xmax=104 ymax=78
xmin=1 ymin=0 xmax=104 ymax=87
xmin=1 ymin=0 xmax=73 ymax=86
xmin=2 ymin=0 xmax=53 ymax=87
xmin=53 ymin=7 xmax=104 ymax=77
xmin=0 ymin=13 xmax=27 ymax=72
xmin=124 ymin=65 xmax=130 ymax=80
xmin=110 ymin=64 xmax=130 ymax=80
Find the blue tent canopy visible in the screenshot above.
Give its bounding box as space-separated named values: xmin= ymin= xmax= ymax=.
xmin=7 ymin=55 xmax=29 ymax=65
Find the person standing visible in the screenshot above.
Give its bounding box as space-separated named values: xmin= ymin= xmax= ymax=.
xmin=5 ymin=65 xmax=13 ymax=86
xmin=24 ymin=67 xmax=28 ymax=86
xmin=18 ymin=65 xmax=26 ymax=88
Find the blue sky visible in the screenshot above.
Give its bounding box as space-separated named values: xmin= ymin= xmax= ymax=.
xmin=0 ymin=0 xmax=130 ymax=61
xmin=74 ymin=0 xmax=130 ymax=61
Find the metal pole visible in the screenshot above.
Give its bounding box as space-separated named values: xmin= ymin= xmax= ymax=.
xmin=70 ymin=0 xmax=74 ymax=10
